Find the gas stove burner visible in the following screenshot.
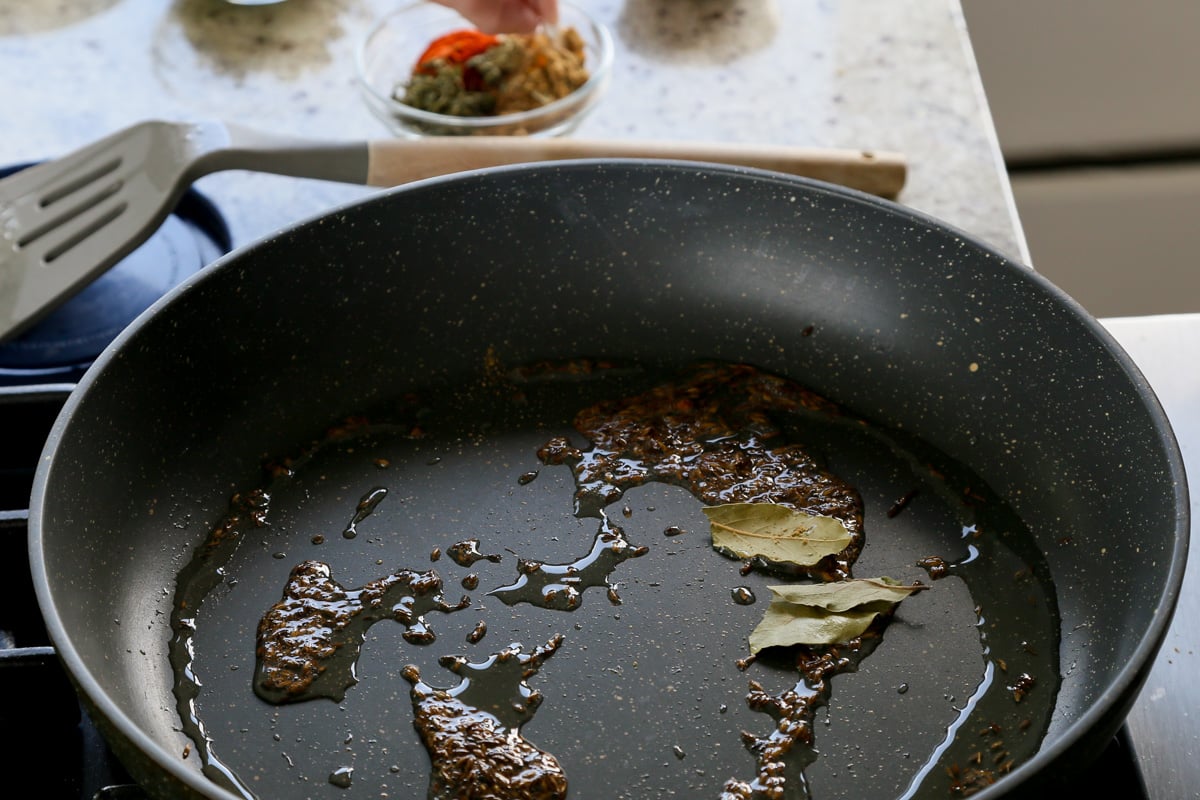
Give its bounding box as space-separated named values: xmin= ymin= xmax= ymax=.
xmin=0 ymin=163 xmax=231 ymax=386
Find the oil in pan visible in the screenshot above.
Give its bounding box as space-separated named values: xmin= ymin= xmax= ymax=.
xmin=168 ymin=359 xmax=1060 ymax=800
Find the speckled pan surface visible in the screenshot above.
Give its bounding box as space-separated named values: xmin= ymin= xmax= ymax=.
xmin=30 ymin=162 xmax=1187 ymax=800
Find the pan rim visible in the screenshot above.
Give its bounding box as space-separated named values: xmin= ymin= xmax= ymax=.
xmin=28 ymin=158 xmax=1190 ymax=799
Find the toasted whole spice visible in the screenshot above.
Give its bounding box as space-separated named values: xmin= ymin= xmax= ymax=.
xmin=493 ymin=27 xmax=587 ymax=113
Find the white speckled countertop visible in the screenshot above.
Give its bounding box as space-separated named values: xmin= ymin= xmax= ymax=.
xmin=0 ymin=0 xmax=1027 ymax=262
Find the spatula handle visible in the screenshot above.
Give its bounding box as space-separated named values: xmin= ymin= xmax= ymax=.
xmin=365 ymin=138 xmax=906 ymax=198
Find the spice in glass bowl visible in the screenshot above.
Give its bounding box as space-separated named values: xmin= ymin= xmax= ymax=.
xmin=398 ymin=26 xmax=590 ymax=117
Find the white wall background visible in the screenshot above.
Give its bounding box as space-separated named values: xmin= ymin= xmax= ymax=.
xmin=962 ymin=0 xmax=1200 ymax=318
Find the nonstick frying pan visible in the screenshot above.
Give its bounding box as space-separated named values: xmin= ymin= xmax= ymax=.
xmin=30 ymin=162 xmax=1187 ymax=800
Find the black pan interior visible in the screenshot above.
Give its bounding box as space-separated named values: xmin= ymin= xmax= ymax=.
xmin=30 ymin=162 xmax=1187 ymax=799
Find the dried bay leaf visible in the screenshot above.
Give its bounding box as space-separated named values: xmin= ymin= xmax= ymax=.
xmin=748 ymin=579 xmax=927 ymax=653
xmin=766 ymin=578 xmax=925 ymax=612
xmin=703 ymin=502 xmax=852 ymax=567
xmin=749 ymin=605 xmax=883 ymax=653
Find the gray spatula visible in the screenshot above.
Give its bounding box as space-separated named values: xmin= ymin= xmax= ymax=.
xmin=0 ymin=119 xmax=906 ymax=343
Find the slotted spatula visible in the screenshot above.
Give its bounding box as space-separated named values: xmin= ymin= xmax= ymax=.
xmin=0 ymin=119 xmax=906 ymax=343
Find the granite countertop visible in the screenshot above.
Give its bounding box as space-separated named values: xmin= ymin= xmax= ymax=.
xmin=0 ymin=0 xmax=1027 ymax=262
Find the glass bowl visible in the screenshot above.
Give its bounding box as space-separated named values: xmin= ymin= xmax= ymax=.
xmin=356 ymin=1 xmax=614 ymax=138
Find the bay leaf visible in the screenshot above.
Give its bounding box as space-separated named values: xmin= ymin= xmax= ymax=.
xmin=747 ymin=578 xmax=927 ymax=652
xmin=703 ymin=502 xmax=851 ymax=567
xmin=748 ymin=604 xmax=883 ymax=654
xmin=765 ymin=578 xmax=923 ymax=613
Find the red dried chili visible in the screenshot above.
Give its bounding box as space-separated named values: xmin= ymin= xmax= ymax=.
xmin=415 ymin=29 xmax=500 ymax=73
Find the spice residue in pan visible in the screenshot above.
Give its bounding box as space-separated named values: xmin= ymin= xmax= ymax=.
xmin=253 ymin=561 xmax=469 ymax=705
xmin=537 ymin=362 xmax=863 ymax=580
xmin=168 ymin=361 xmax=1061 ymax=800
xmin=488 ymin=512 xmax=649 ymax=610
xmin=402 ymin=636 xmax=568 ymax=800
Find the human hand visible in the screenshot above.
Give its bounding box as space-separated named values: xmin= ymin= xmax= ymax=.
xmin=430 ymin=0 xmax=558 ymax=34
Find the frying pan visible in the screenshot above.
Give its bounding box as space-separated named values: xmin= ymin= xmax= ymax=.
xmin=29 ymin=162 xmax=1187 ymax=800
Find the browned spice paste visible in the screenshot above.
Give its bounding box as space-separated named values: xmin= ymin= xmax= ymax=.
xmin=401 ymin=636 xmax=567 ymax=800
xmin=539 ymin=361 xmax=863 ymax=581
xmin=254 ymin=561 xmax=469 ymax=704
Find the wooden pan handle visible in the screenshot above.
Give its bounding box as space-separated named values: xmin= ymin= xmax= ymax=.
xmin=365 ymin=138 xmax=906 ymax=198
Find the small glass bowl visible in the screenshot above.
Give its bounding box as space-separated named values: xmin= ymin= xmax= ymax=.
xmin=356 ymin=1 xmax=614 ymax=138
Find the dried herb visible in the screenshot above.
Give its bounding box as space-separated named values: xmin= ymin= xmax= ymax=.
xmin=747 ymin=578 xmax=927 ymax=652
xmin=703 ymin=502 xmax=852 ymax=567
